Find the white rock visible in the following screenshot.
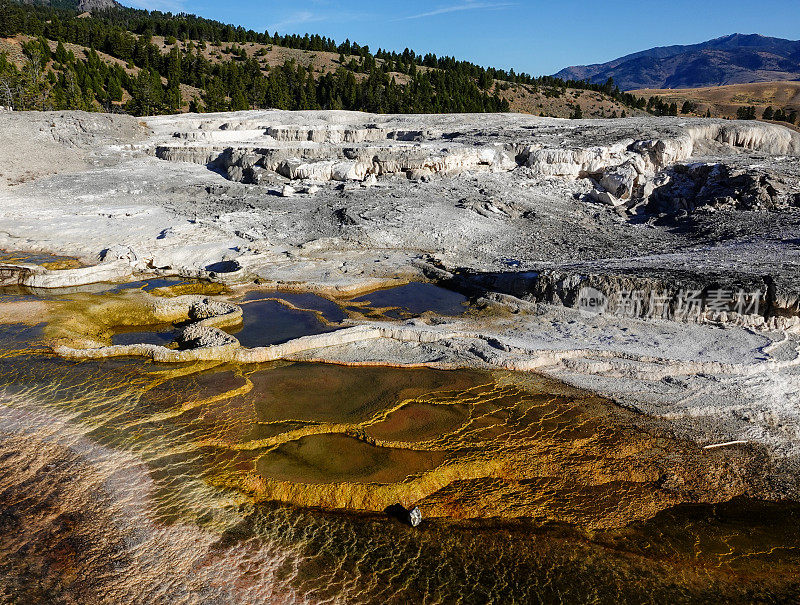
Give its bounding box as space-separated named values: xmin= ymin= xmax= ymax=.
xmin=588 ymin=188 xmax=624 ymax=206
xmin=101 ymin=244 xmax=138 ymax=263
xmin=599 ymin=161 xmax=639 ymax=200
xmin=408 ymin=506 xmax=422 ymax=527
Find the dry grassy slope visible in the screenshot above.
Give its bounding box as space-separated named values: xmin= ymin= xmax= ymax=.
xmin=632 ymin=81 xmax=800 ymax=120
xmin=2 ymin=31 xmax=642 ymax=117
xmin=498 ymin=84 xmax=647 ymax=119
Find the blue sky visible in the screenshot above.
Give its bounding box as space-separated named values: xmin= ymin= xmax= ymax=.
xmin=121 ymin=0 xmax=800 ymax=75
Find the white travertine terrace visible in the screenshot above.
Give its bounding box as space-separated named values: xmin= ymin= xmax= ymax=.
xmin=2 ymin=109 xmax=800 ymax=464
xmin=149 ymin=111 xmax=800 ymax=186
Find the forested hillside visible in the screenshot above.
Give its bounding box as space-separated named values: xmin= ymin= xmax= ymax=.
xmin=0 ymin=0 xmax=649 ymax=116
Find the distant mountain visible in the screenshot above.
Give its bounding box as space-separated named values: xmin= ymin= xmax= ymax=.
xmin=553 ymin=34 xmax=800 ymax=90
xmin=17 ymin=0 xmax=120 ymax=11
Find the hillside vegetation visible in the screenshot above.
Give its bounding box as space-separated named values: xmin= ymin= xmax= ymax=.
xmin=0 ymin=0 xmax=648 ymax=117
xmin=632 ymin=81 xmax=800 ymax=125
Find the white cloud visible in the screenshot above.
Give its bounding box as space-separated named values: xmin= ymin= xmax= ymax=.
xmin=121 ymin=0 xmax=187 ymax=12
xmin=269 ymin=10 xmax=328 ymax=31
xmin=399 ymin=1 xmax=515 ymax=20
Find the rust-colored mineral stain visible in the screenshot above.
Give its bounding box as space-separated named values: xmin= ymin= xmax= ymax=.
xmin=367 ymin=402 xmax=471 ymax=442
xmin=0 ymin=314 xmax=799 ymax=601
xmin=246 ymin=362 xmax=491 ymax=425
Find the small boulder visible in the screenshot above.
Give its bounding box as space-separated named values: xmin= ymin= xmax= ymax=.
xmin=384 ymin=503 xmax=423 ymax=527
xmin=188 ymin=298 xmax=239 ymax=320
xmin=227 ymin=165 xmax=244 ymax=182
xmin=587 ymin=188 xmax=623 ymax=206
xmin=599 ymin=161 xmax=638 ymax=200
xmin=281 ymin=184 xmax=296 ymax=197
xmin=407 ymin=168 xmax=433 ymax=182
xmin=176 ymin=323 xmax=238 ymax=349
xmin=100 ymin=244 xmax=138 ymax=263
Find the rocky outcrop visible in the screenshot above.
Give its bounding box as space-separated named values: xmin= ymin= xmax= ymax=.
xmin=453 ymin=268 xmax=800 ymax=331
xmin=151 ymin=114 xmax=800 ymax=212
xmin=574 ymin=123 xmax=800 ymax=208
xmin=176 ymin=323 xmax=238 ymax=349
xmin=507 ymin=122 xmax=800 ymax=208
xmin=226 ymin=145 xmax=515 ymax=183
xmin=522 ymin=140 xmax=635 ymax=177
xmin=647 ymin=163 xmax=800 ymax=214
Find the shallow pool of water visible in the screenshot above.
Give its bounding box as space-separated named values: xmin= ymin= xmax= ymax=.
xmin=110 ymin=325 xmax=176 ymax=346
xmin=239 ymin=290 xmax=348 ymax=323
xmin=257 ymin=433 xmax=447 ymax=484
xmin=0 ymin=277 xmax=196 ymax=304
xmin=368 ymin=401 xmax=471 ymax=442
xmin=0 ymin=250 xmax=82 ymax=269
xmin=247 ymin=362 xmax=490 ymax=424
xmin=0 ymin=289 xmax=799 ymax=602
xmin=104 ymin=277 xmax=192 ymax=293
xmin=226 ymin=299 xmax=342 ymax=348
xmin=348 ymin=282 xmax=469 ymax=318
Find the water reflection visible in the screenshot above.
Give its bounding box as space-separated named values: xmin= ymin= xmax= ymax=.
xmin=348 ymin=282 xmax=469 ymax=319
xmin=227 ymin=299 xmax=341 ymax=348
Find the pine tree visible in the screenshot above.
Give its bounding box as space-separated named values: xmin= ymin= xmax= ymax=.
xmin=20 ymin=51 xmax=47 ymax=110
xmin=680 ymin=100 xmax=697 ymax=114
xmin=165 ymin=84 xmax=182 ymax=113
xmin=230 ymin=86 xmax=248 ymax=111
xmin=54 ymin=41 xmax=69 ymax=65
xmin=107 ymin=76 xmax=123 ymax=102
xmin=0 ymin=3 xmax=21 ymax=38
xmin=202 ymin=76 xmax=227 ymax=112
xmin=128 ymin=68 xmax=163 ymax=115
xmin=736 ymin=105 xmax=756 ymax=120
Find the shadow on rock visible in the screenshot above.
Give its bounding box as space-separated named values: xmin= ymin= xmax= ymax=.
xmin=384 ymin=503 xmax=423 ymax=527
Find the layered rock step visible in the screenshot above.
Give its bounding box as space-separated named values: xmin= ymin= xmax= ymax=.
xmin=149 ymin=112 xmax=800 ymax=211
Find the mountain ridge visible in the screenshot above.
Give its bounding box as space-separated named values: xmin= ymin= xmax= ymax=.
xmin=554 ymin=34 xmax=800 ymax=90
xmin=17 ymin=0 xmax=120 ymax=12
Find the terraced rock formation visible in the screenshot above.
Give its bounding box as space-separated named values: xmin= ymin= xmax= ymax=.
xmin=1 ymin=108 xmax=800 ymax=492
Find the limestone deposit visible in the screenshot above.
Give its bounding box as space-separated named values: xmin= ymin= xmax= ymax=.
xmin=1 ymin=108 xmax=800 ymax=491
